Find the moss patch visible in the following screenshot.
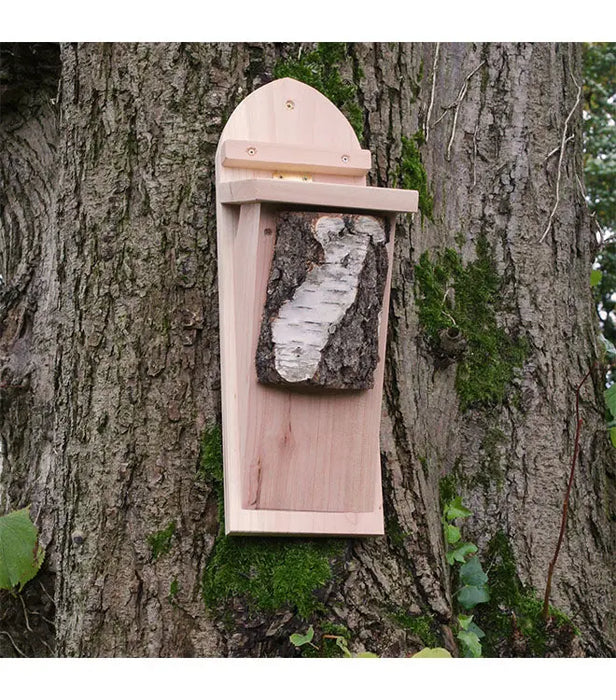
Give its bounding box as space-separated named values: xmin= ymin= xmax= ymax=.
xmin=389 ymin=609 xmax=439 ymax=647
xmin=393 ymin=132 xmax=434 ymax=221
xmin=476 ymin=532 xmax=578 ymax=657
xmin=199 ymin=424 xmax=344 ymax=621
xmin=168 ymin=577 xmax=179 ymax=604
xmin=147 ymin=521 xmax=176 ymax=561
xmin=414 ymin=235 xmax=527 ymax=410
xmin=198 ymin=424 xmax=223 ymax=483
xmin=274 ymin=43 xmax=363 ymax=141
xmin=439 ymin=473 xmax=458 ymax=508
xmin=203 ymin=536 xmax=342 ymax=620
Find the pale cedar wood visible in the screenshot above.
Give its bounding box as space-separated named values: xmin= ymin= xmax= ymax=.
xmin=216 ymin=78 xmax=417 ymax=533
xmin=220 ymin=139 xmax=372 ymax=176
xmin=0 ymin=44 xmax=614 ymax=657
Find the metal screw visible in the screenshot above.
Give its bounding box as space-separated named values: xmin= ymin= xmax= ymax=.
xmin=285 ymin=100 xmax=295 ymax=110
xmin=341 ymin=154 xmax=350 ymax=163
xmin=247 ymin=147 xmax=257 ymax=156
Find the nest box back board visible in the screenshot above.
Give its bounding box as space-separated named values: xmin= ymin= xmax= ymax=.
xmin=215 ymin=78 xmax=418 ymax=535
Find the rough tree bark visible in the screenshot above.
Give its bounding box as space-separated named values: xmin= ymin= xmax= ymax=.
xmin=1 ymin=42 xmax=614 ymax=658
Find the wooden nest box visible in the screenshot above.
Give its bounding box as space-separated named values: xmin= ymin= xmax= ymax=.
xmin=215 ymin=78 xmax=418 ymax=535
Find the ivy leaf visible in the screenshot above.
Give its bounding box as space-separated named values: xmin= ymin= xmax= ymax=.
xmin=411 ymin=647 xmax=452 ymax=658
xmin=0 ymin=507 xmax=45 ymax=591
xmin=290 ymin=626 xmax=314 ymax=647
xmin=446 ymin=542 xmax=478 ymax=565
xmin=445 ymin=524 xmax=461 ymax=544
xmin=590 ymin=269 xmax=603 ymax=287
xmin=334 ymin=635 xmax=352 ymax=658
xmin=468 ymin=621 xmax=485 ymax=639
xmin=611 ymin=426 xmax=616 ymax=448
xmin=457 ymin=629 xmax=482 ymax=658
xmin=458 ymin=614 xmax=473 ymax=630
xmin=445 ymin=496 xmax=472 ymax=521
xmin=605 ymin=384 xmax=616 ymax=420
xmin=459 ymin=555 xmax=488 ymax=587
xmin=457 ymin=584 xmax=490 ymax=609
xmin=354 ymin=651 xmax=379 ymax=658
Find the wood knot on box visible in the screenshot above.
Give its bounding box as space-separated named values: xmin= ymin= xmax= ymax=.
xmin=256 ymin=211 xmax=389 ymax=391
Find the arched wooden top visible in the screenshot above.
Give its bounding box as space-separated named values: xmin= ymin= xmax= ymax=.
xmin=218 ymin=77 xmax=362 ymax=154
xmin=216 ymin=78 xmax=369 ymax=186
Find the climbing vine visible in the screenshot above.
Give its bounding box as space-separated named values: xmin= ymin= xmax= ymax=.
xmin=442 ymin=495 xmax=489 ymax=657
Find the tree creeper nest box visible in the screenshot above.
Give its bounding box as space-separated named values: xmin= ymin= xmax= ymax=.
xmin=215 ymin=78 xmax=418 ymax=536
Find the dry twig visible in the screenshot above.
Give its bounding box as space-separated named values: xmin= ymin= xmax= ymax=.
xmin=542 ymin=365 xmax=594 ymax=620
xmin=440 ymin=61 xmax=485 ymax=161
xmin=539 ymin=71 xmax=582 ymax=243
xmin=0 ymin=630 xmax=27 ymax=657
xmin=425 ymin=43 xmax=440 ymax=142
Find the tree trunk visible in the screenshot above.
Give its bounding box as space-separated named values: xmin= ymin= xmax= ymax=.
xmin=1 ymin=42 xmax=614 ymax=658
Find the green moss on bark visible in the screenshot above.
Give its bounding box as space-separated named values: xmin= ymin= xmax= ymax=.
xmin=147 ymin=521 xmax=176 ymax=561
xmin=388 ymin=609 xmax=439 ymax=647
xmin=414 ymin=236 xmax=527 ymax=410
xmin=394 ymin=132 xmax=434 ymax=221
xmin=198 ymin=425 xmax=344 ymax=620
xmin=476 ymin=532 xmax=578 ymax=657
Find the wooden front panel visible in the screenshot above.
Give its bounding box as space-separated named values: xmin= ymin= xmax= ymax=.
xmin=234 ymin=206 xmax=393 ymax=513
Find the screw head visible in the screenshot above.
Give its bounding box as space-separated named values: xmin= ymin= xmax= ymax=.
xmin=246 ymin=147 xmax=257 ymax=156
xmin=341 ymin=154 xmax=350 ymax=163
xmin=285 ymin=100 xmax=295 ymax=110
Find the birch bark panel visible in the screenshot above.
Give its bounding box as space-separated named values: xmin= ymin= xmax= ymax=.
xmin=256 ymin=211 xmax=388 ymax=391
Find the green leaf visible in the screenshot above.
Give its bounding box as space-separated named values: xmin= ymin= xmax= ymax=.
xmin=446 ymin=542 xmax=478 ymax=565
xmin=457 ymin=584 xmax=490 ymax=609
xmin=457 ymin=614 xmax=473 ymax=630
xmin=457 ymin=630 xmax=482 ymax=657
xmin=411 ymin=647 xmax=452 ymax=658
xmin=611 ymin=426 xmax=616 ymax=448
xmin=354 ymin=652 xmax=379 ymax=658
xmin=445 ymin=524 xmax=461 ymax=544
xmin=0 ymin=507 xmax=45 ymax=591
xmin=290 ymin=626 xmax=314 ymax=647
xmin=334 ymin=636 xmax=352 ymax=658
xmin=468 ymin=621 xmax=485 ymax=639
xmin=605 ymin=384 xmax=616 ymax=420
xmin=459 ymin=555 xmax=488 ymax=587
xmin=445 ymin=496 xmax=472 ymax=521
xmin=590 ymin=269 xmax=603 ymax=287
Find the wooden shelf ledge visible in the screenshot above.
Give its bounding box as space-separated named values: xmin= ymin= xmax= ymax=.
xmin=218 ymin=178 xmax=419 ymax=214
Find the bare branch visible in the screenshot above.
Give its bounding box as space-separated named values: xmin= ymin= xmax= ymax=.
xmin=0 ymin=630 xmax=27 ymax=657
xmin=425 ymin=42 xmax=440 ymax=142
xmin=447 ymin=61 xmax=485 ymax=160
xmin=544 ymin=134 xmax=575 ymax=162
xmin=539 ymin=70 xmax=582 ymax=243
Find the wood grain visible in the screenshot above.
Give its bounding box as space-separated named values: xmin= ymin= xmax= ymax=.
xmin=218 ymin=178 xmax=418 ymax=212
